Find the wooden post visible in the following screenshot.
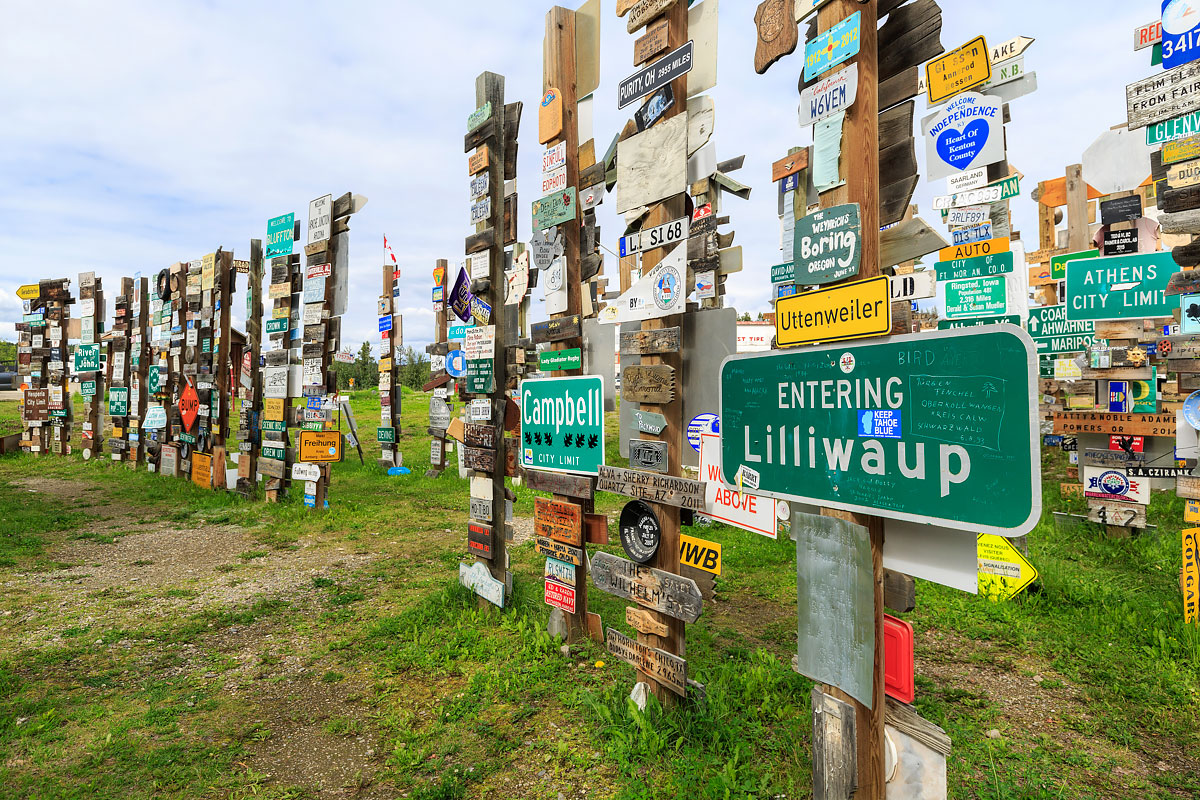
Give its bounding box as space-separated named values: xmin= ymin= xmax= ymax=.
xmin=814 ymin=1 xmax=885 ymax=796
xmin=80 ymin=273 xmax=103 ymax=460
xmin=131 ymin=276 xmax=149 ymax=466
xmin=212 ymin=249 xmax=234 ymax=489
xmin=380 ymin=262 xmax=400 ymax=468
xmin=1066 ymin=164 xmax=1091 ymax=253
xmin=239 ymin=239 xmax=264 ymax=493
xmin=1037 ymin=181 xmax=1058 ymax=304
xmin=544 ymin=6 xmax=592 ymax=642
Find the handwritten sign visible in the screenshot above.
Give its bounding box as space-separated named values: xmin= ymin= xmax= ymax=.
xmin=597 ymin=466 xmax=706 ymax=512
xmin=606 ymin=627 xmax=687 ymax=697
xmin=591 ymin=551 xmax=704 ymax=624
xmin=792 ymin=203 xmax=861 ymax=285
xmin=534 ymin=497 xmax=582 ymax=546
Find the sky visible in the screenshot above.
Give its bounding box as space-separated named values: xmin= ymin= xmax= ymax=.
xmin=0 ymin=1 xmax=1163 ymax=356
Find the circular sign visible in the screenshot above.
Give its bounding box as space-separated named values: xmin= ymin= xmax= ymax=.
xmin=687 ymin=413 xmax=719 ymax=452
xmin=619 ymin=500 xmax=661 ymax=564
xmin=1164 ymin=0 xmax=1200 ymax=34
xmin=1097 ymin=470 xmax=1131 ymax=498
xmin=156 ymin=268 xmax=172 ymax=300
xmin=653 ymin=265 xmax=681 ymax=310
xmin=446 ymin=350 xmax=468 ymax=378
xmin=839 ymin=353 xmax=856 ymax=374
xmin=1184 ymin=391 xmax=1200 ymax=430
xmin=776 ymin=501 xmax=791 ymax=521
xmin=82 ymin=448 xmax=92 ymax=461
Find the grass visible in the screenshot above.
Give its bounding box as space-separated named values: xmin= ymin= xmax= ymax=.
xmin=0 ymin=389 xmax=1196 ymax=799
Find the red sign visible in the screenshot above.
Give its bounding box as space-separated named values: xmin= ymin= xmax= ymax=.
xmin=306 ymin=262 xmax=332 ymax=279
xmin=178 ymin=382 xmax=200 ymax=431
xmin=693 ymin=203 xmax=713 ymax=221
xmin=1109 ymin=434 xmax=1145 ymax=453
xmin=883 ymin=614 xmax=914 ymax=704
xmin=544 ymin=578 xmax=577 ymax=614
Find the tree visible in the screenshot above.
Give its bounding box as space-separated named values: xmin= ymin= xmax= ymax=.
xmin=353 ymin=341 xmax=377 ymax=390
xmin=737 ymin=312 xmax=752 ymax=322
xmin=398 ymin=346 xmax=430 ymax=391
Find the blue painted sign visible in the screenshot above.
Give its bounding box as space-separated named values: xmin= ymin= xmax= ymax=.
xmin=687 ymin=413 xmax=719 ymax=453
xmin=858 ymin=410 xmax=901 ymax=439
xmin=447 ymin=350 xmax=468 ymax=378
xmin=1162 ymin=0 xmax=1200 ymax=69
xmin=804 ymin=11 xmax=860 ymax=82
xmin=952 ymin=223 xmax=993 ymax=245
xmin=379 ymin=314 xmax=393 ymax=333
xmin=448 ymin=322 xmax=474 ymax=340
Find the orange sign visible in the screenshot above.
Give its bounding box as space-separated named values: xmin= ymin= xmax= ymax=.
xmin=192 ymin=451 xmax=212 ymax=489
xmin=468 ymin=146 xmax=489 ymax=175
xmin=938 ymin=237 xmax=1010 ymax=263
xmin=178 ymin=381 xmax=200 ymax=431
xmin=299 ymin=431 xmax=342 ymax=463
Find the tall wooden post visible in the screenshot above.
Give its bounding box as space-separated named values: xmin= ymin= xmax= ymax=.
xmin=130 ymin=276 xmax=149 ymax=466
xmin=211 ymin=249 xmax=234 ymax=489
xmin=79 ymin=273 xmax=103 ymax=460
xmin=1066 ymin=164 xmax=1091 ymax=253
xmin=814 ymin=1 xmax=885 ymax=795
xmin=380 ymin=262 xmax=401 ymax=467
xmin=1036 ymin=181 xmax=1059 ymax=304
xmin=543 ymin=6 xmax=592 ymax=642
xmin=237 ymin=239 xmax=263 ymax=493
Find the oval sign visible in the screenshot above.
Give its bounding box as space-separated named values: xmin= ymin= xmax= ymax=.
xmin=687 ymin=413 xmax=720 ymax=452
xmin=619 ymin=500 xmax=661 ymax=564
xmin=1184 ymin=390 xmax=1200 ymax=430
xmin=447 ymin=350 xmax=468 ymax=378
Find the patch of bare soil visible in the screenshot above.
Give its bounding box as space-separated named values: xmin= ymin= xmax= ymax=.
xmin=919 ymin=628 xmax=1199 ymax=797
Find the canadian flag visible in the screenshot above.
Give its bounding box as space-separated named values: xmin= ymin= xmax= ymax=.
xmin=383 ymin=235 xmax=398 ymax=266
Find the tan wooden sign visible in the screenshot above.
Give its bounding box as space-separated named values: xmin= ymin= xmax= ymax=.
xmin=535 ymin=536 xmax=584 ymax=566
xmin=771 ymin=149 xmax=809 ymax=183
xmin=619 ymin=327 xmax=681 ymax=355
xmin=625 ymin=606 xmax=669 ymax=637
xmin=524 ymin=468 xmax=594 ymax=499
xmin=591 ymin=551 xmax=704 ymax=623
xmin=1126 ymin=61 xmax=1200 ymax=131
xmin=634 ymin=17 xmax=670 ymax=65
xmin=539 ymin=88 xmax=563 ymax=144
xmin=1087 ymin=500 xmax=1147 ymax=528
xmin=626 ymin=0 xmax=673 ymax=34
xmin=534 ymin=497 xmax=583 ymax=546
xmin=598 ymin=466 xmax=706 ymax=511
xmin=468 ymin=145 xmax=490 ymax=175
xmin=463 ymin=446 xmax=496 ymax=473
xmin=1177 ymin=475 xmax=1200 ymax=501
xmin=1169 ymin=159 xmax=1200 ymax=190
xmin=621 ymin=364 xmax=676 ymax=403
xmin=754 ymin=0 xmax=798 ymax=75
xmin=606 ymin=627 xmax=687 ymax=697
xmin=1052 ymin=412 xmax=1176 ymax=437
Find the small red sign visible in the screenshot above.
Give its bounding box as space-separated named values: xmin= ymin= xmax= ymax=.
xmin=306 ymin=262 xmax=332 ymax=279
xmin=544 ymin=578 xmax=577 ymax=614
xmin=1109 ymin=434 xmax=1145 ymax=453
xmin=883 ymin=614 xmax=915 ymax=705
xmin=693 ymin=203 xmax=713 ymax=221
xmin=178 ymin=382 xmax=200 ymax=432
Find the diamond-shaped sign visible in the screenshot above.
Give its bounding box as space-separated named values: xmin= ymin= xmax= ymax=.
xmin=178 ymin=381 xmax=200 ymax=432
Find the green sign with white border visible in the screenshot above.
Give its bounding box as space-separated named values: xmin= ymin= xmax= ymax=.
xmin=520 ymin=375 xmax=605 ymax=475
xmin=1065 ymin=252 xmax=1175 ymax=322
xmin=945 ymin=276 xmax=1007 ymax=319
xmin=108 ymin=387 xmax=129 ymax=417
xmin=539 ymin=348 xmax=582 ymax=372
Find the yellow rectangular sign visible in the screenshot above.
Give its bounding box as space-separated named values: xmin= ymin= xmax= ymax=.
xmin=264 ymin=397 xmax=285 ymax=421
xmin=775 ymin=276 xmax=891 ymax=347
xmin=938 ymin=237 xmax=1009 ymax=263
xmin=680 ymin=534 xmax=722 ymax=576
xmin=1187 ymin=499 xmax=1200 ymax=524
xmin=299 ymin=431 xmax=342 ymax=463
xmin=1184 ymin=527 xmax=1199 ymax=624
xmin=927 ymin=36 xmax=991 ymax=105
xmin=192 ymin=451 xmax=212 ymax=489
xmin=378 ymin=358 xmax=392 ymax=373
xmin=1163 ymin=133 xmax=1200 ymax=166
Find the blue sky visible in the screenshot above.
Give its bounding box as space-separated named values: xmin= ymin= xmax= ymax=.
xmin=0 ymin=1 xmax=1162 ymax=353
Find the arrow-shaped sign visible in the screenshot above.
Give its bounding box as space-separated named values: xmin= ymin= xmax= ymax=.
xmin=990 ymin=35 xmax=1034 ymax=63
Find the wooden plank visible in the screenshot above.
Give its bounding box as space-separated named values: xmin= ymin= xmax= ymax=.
xmin=1166 ymin=269 xmax=1200 ymax=296
xmin=754 ymin=0 xmax=798 ymax=75
xmin=626 ymin=605 xmax=669 ymax=636
xmin=811 ymin=686 xmax=857 ymax=800
xmin=1053 ymin=412 xmax=1176 ymax=437
xmin=534 ymin=496 xmax=583 ymax=546
xmin=1126 ymin=61 xmax=1200 ymax=130
xmin=621 ymin=364 xmax=676 ymax=403
xmin=620 ymin=327 xmax=681 ymax=355
xmin=535 ymin=536 xmax=584 ymax=566
xmin=883 ymin=569 xmax=916 ymax=613
xmin=1173 ymin=239 xmax=1200 ymax=268
xmin=626 ymin=0 xmax=674 ymax=34
xmin=880 ymin=174 xmax=919 ymax=228
xmin=597 ymin=465 xmax=705 ymax=511
xmin=878 ymin=66 xmax=918 ymax=111
xmin=591 ymin=551 xmax=704 ymax=623
xmin=879 ymin=217 xmax=946 ymax=267
xmin=876 ymin=0 xmax=942 ymax=84
xmin=524 ymin=468 xmax=595 ymax=499
xmin=1160 ymin=184 xmax=1200 ymax=213
xmin=1178 ymin=475 xmax=1200 ymax=501
xmin=1087 ymin=500 xmax=1147 ymax=528
xmin=531 ymin=314 xmax=582 ymax=344
xmin=584 ymin=512 xmax=610 ymax=545
xmin=1035 ymin=175 xmax=1103 ymax=208
xmin=463 ymin=446 xmax=496 ymax=473
xmin=606 ymin=627 xmax=687 ymax=697
xmin=1079 ymin=366 xmax=1153 ymax=380
xmin=634 ymin=17 xmax=670 ymax=65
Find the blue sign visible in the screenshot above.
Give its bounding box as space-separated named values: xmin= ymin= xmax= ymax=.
xmin=780 ymin=172 xmax=800 ymax=194
xmin=266 ymin=213 xmax=295 ymax=259
xmin=1109 ymin=381 xmax=1129 ymax=413
xmin=307 ymin=396 xmax=323 ymax=411
xmin=777 ymin=284 xmax=798 ymax=300
xmin=1162 ymin=0 xmax=1200 ymax=70
xmin=858 ymin=410 xmax=902 ymax=439
xmin=952 ymin=223 xmax=993 ymax=245
xmin=448 ymin=322 xmax=474 ymax=340
xmin=686 ymin=413 xmax=719 ymax=453
xmin=433 ymin=286 xmax=444 ymax=303
xmin=378 ymin=315 xmax=393 ymax=333
xmin=447 ymin=350 xmax=468 ymax=378
xmin=803 ymin=11 xmax=860 ymax=82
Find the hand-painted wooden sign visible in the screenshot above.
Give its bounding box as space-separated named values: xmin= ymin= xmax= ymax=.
xmin=1087 ymin=501 xmax=1146 ymax=528
xmin=630 ymin=408 xmax=668 ymax=436
xmin=592 ymin=551 xmax=704 ymax=624
xmin=1053 ymin=412 xmax=1175 ymax=437
xmin=922 ymin=93 xmax=1004 ymax=181
xmin=775 ymin=275 xmax=891 ymax=347
xmin=468 ymin=146 xmax=489 ymax=175
xmin=597 ymin=465 xmax=706 ymax=512
xmin=531 ymin=314 xmax=581 ymax=344
xmin=798 ymin=63 xmax=857 ymax=127
xmin=628 ymin=439 xmax=668 ymax=473
xmin=622 ymin=364 xmax=676 ymax=404
xmin=926 ymin=36 xmax=991 ymax=105
xmin=634 ymin=17 xmax=670 ymax=64
xmin=520 ymin=375 xmax=605 ymax=475
xmin=618 ymin=216 xmax=689 ymax=258
xmin=754 ymin=0 xmax=797 ymax=75
xmin=539 ymin=88 xmax=563 ymax=144
xmin=1065 ymin=252 xmax=1176 ymax=322
xmin=619 ymin=327 xmax=680 ymax=356
xmin=535 ymin=536 xmax=584 ymax=566
xmin=1127 ymin=61 xmax=1200 ymax=130
xmin=625 ymin=0 xmax=674 ymax=34
xmin=606 ymin=627 xmax=687 ymax=697
xmin=803 ymin=11 xmax=859 ymax=82
xmin=793 ymin=203 xmax=861 ymax=284
xmin=626 ymin=606 xmax=669 ymax=636
xmin=618 ymin=40 xmax=694 ymax=109
xmin=531 ymin=189 xmax=577 ymax=231
xmin=1169 ymin=157 xmax=1200 ymax=189
xmin=459 ymin=561 xmax=504 ymax=608
xmin=534 ymin=496 xmax=583 ymax=546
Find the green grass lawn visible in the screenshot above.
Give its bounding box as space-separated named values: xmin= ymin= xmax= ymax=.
xmin=0 ymin=387 xmax=1196 ymax=799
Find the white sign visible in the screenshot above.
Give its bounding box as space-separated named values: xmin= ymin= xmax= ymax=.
xmin=303 ymin=303 xmax=324 ymax=325
xmin=541 ymin=166 xmax=568 ymax=195
xmin=1083 ymin=465 xmax=1150 ymax=505
xmin=464 ymin=325 xmax=496 ymax=360
xmin=699 ymin=434 xmax=777 ymax=538
xmin=921 ymin=92 xmax=1006 ymax=181
xmin=618 ymin=217 xmax=690 ymax=258
xmin=947 ymin=167 xmax=988 ymax=194
xmin=264 ymin=366 xmax=289 ymax=399
xmin=607 ymin=243 xmax=686 ymax=323
xmin=469 ymin=399 xmax=492 ymax=422
xmin=80 ymin=298 xmax=95 ymax=317
xmin=1134 ymin=20 xmax=1162 ymax=51
xmin=945 ymin=205 xmax=991 ymax=226
xmin=468 ymin=251 xmax=490 ymax=281
xmin=797 ymin=62 xmax=858 ymax=127
xmin=542 ymin=141 xmax=567 ymax=175
xmin=143 ymin=405 xmax=167 ymax=429
xmin=889 ymin=271 xmax=937 ymax=302
xmin=292 ymin=462 xmax=322 ymax=482
xmin=933 ymin=184 xmax=1003 ymax=210
xmin=308 ymin=194 xmax=332 ymax=245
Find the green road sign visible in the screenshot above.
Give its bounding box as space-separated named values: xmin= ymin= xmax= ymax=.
xmin=520 ymin=375 xmax=605 ymax=475
xmin=265 ymin=318 xmax=289 ymax=334
xmin=1050 ymin=249 xmax=1097 ymax=281
xmin=945 ymin=276 xmax=1007 ymax=319
xmin=1026 ymin=304 xmax=1096 ymax=355
xmin=466 ymin=359 xmax=495 ymax=394
xmin=266 ymin=213 xmax=295 ymax=258
xmin=261 ymin=419 xmax=286 ymax=432
xmin=149 ymin=365 xmax=163 ymax=394
xmin=771 ymin=261 xmax=796 ymax=284
xmin=934 ymin=251 xmax=1014 ymax=281
xmin=377 ymin=427 xmax=396 ymax=444
xmin=81 ymin=380 xmax=97 ymax=398
xmin=938 ymin=315 xmax=1021 ymax=330
xmin=74 ymin=344 xmax=101 ymax=372
xmin=1146 ymin=110 xmax=1200 ymax=146
xmin=539 ymin=348 xmax=582 ymax=372
xmin=719 ymin=328 xmax=1040 ymax=537
xmin=262 ymin=444 xmax=286 ymax=461
xmin=1065 ymin=252 xmax=1175 ymax=322
xmin=108 ymin=387 xmax=129 ymax=417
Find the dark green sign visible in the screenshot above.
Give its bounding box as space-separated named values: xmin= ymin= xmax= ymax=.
xmin=261 ymin=419 xmax=286 ymax=432
xmin=539 ymin=348 xmax=582 ymax=372
xmin=720 ymin=328 xmax=1040 ymax=536
xmin=262 ymin=444 xmax=286 ymax=460
xmin=466 ymin=359 xmax=495 ymax=394
xmin=1065 ymin=251 xmax=1176 ymax=322
xmin=793 ymin=203 xmax=861 ymax=285
xmin=937 ymin=315 xmax=1021 ymax=330
xmin=149 ymin=365 xmax=163 ymax=394
xmin=377 ymin=426 xmax=396 ymax=444
xmin=178 ymin=432 xmax=197 ymax=444
xmin=108 ymin=387 xmax=128 ymax=416
xmin=934 ymin=251 xmax=1014 ymax=281
xmin=265 ymin=318 xmax=289 ymax=334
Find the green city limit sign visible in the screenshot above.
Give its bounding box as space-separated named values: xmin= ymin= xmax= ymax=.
xmin=719 ymin=328 xmax=1040 ymax=537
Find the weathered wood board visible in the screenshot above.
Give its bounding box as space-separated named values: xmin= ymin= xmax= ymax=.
xmin=535 ymin=536 xmax=584 ymax=566
xmin=1053 ymin=412 xmax=1176 ymax=437
xmin=534 ymin=496 xmax=583 ymax=546
xmin=606 ymin=627 xmax=687 ymax=697
xmin=619 ymin=327 xmax=681 ymax=355
xmin=591 ymin=551 xmax=703 ymax=624
xmin=524 ymin=467 xmax=594 ymax=499
xmin=621 ymin=364 xmax=676 ymax=403
xmin=597 ymin=465 xmax=706 ymax=512
xmin=616 ymin=115 xmax=688 ymax=214
xmin=625 ymin=605 xmax=669 ymax=636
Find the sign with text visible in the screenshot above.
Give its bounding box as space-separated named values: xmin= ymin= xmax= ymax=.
xmin=266 ymin=213 xmax=295 ymax=258
xmin=520 ymin=375 xmax=604 ymax=475
xmin=1027 ymin=304 xmax=1096 ymax=355
xmin=1162 ymin=0 xmax=1200 ymax=69
xmin=792 ymin=203 xmax=861 ymax=285
xmin=618 ymin=40 xmax=693 ymax=109
xmin=1065 ymin=252 xmax=1175 ymax=321
xmin=798 ymin=62 xmax=858 ymax=127
xmin=927 ymin=36 xmax=991 ymax=105
xmin=922 ymin=93 xmax=1005 ymax=181
xmin=720 ymin=328 xmax=1041 ymax=537
xmin=803 ymin=11 xmax=859 ymax=81
xmin=775 ymin=275 xmax=890 ymax=347
xmin=944 ymin=276 xmax=1007 ymax=319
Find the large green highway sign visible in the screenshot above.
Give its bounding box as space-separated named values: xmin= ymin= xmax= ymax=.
xmin=719 ymin=328 xmax=1040 ymax=537
xmin=1065 ymin=252 xmax=1175 ymax=322
xmin=520 ymin=375 xmax=605 ymax=475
